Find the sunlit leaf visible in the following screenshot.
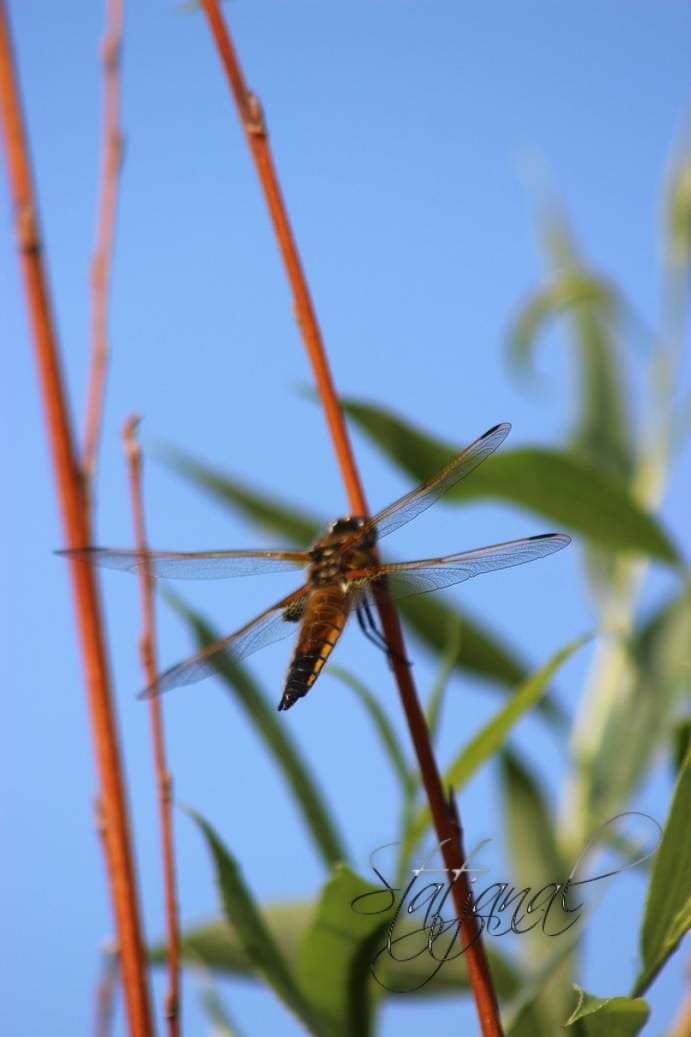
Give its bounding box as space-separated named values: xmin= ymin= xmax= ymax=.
xmin=340 ymin=398 xmax=679 ymax=564
xmin=501 ymin=751 xmax=575 ymax=1033
xmin=195 ymin=967 xmax=244 ymax=1037
xmin=504 ymin=931 xmax=582 ymax=1036
xmin=537 ymin=209 xmax=634 ymax=479
xmin=666 ymin=152 xmax=691 ymax=269
xmin=296 ymin=865 xmax=389 ymax=1037
xmin=153 ymin=911 xmax=521 ymax=1001
xmin=509 ymin=271 xmax=616 ymax=371
xmin=184 ymin=808 xmax=321 ymax=1033
xmin=165 ymin=591 xmax=348 ymax=869
xmin=151 ymin=907 xmax=309 ymax=974
xmin=582 ymin=590 xmax=691 ymax=834
xmin=633 ymin=749 xmax=691 ymax=995
xmin=565 ymin=986 xmax=649 ymax=1035
xmin=410 ymin=636 xmax=590 ymax=844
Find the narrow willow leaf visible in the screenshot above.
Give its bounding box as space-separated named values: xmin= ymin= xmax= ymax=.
xmin=426 ymin=614 xmax=463 ymax=742
xmin=666 ymin=152 xmax=691 ymax=269
xmin=162 ymin=443 xmax=557 ymax=699
xmin=341 ymin=398 xmax=679 ymax=564
xmin=509 ymin=271 xmax=616 ymax=371
xmin=296 ymin=865 xmax=391 ymax=1037
xmin=156 ymin=912 xmax=520 ymax=1002
xmin=672 ymin=718 xmax=691 ymax=776
xmin=501 ymin=751 xmax=575 ymax=1033
xmin=633 ymin=749 xmax=691 ymax=995
xmin=196 ymin=968 xmax=244 ymax=1037
xmin=184 ymin=808 xmax=322 ymax=1033
xmin=504 ymin=929 xmax=582 ymax=1036
xmin=501 ymin=750 xmax=564 ymax=894
xmin=584 ymin=590 xmax=691 ymax=830
xmin=565 ymin=985 xmax=649 ymax=1035
xmin=538 ymin=209 xmax=634 ymax=479
xmin=410 ymin=636 xmax=590 ymax=845
xmin=328 ymin=667 xmax=411 ymax=797
xmin=159 ymin=442 xmax=322 ymax=545
xmin=165 ymin=591 xmax=348 ymax=868
xmin=150 ymin=906 xmax=312 ymax=975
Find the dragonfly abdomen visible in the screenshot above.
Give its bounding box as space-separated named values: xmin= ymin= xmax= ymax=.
xmin=278 ymin=586 xmax=351 ymax=711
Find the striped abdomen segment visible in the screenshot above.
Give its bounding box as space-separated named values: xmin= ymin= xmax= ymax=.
xmin=278 ymin=586 xmax=351 ymax=711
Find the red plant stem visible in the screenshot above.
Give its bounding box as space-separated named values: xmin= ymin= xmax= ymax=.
xmin=198 ymin=0 xmax=365 ymax=510
xmin=196 ymin=4 xmax=503 ymax=1034
xmin=124 ymin=416 xmax=181 ymax=1037
xmin=83 ymin=0 xmax=124 ymax=484
xmin=0 ymin=6 xmax=153 ymax=1036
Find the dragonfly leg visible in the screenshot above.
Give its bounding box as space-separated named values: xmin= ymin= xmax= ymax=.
xmin=356 ymin=598 xmax=411 ymax=669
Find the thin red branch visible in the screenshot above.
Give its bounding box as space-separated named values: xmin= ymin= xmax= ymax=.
xmin=124 ymin=416 xmax=181 ymax=1037
xmin=0 ymin=6 xmax=153 ymax=1036
xmin=196 ymin=4 xmax=503 ymax=1034
xmin=198 ymin=0 xmax=365 ymax=509
xmin=83 ymin=0 xmax=124 ymax=484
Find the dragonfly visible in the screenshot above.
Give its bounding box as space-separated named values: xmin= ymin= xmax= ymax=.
xmin=59 ymin=422 xmax=570 ymax=711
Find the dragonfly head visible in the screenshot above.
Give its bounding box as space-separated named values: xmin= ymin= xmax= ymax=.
xmin=326 ymin=515 xmax=376 ymax=548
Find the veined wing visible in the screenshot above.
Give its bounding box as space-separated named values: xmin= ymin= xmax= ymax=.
xmin=348 ymin=533 xmax=571 ymax=600
xmin=56 ymin=546 xmax=309 ymax=579
xmin=347 ymin=422 xmax=511 ymax=547
xmin=139 ymin=585 xmax=310 ymax=698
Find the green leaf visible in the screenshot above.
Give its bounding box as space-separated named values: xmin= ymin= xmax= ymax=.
xmin=184 ymin=808 xmax=322 ymax=1033
xmin=584 ymin=590 xmax=691 ymax=829
xmin=156 ymin=911 xmax=521 ymax=1002
xmin=400 ymin=593 xmax=566 ymax=726
xmin=535 ymin=208 xmax=634 ymax=479
xmin=509 ymin=271 xmax=616 ymax=371
xmin=501 ymin=750 xmax=564 ymax=895
xmin=151 ymin=906 xmax=311 ymax=975
xmin=196 ymin=970 xmax=244 ymax=1037
xmin=165 ymin=591 xmax=348 ymax=869
xmin=426 ymin=614 xmax=463 ymax=742
xmin=328 ymin=667 xmax=411 ymax=797
xmin=565 ymin=986 xmax=649 ymax=1035
xmin=296 ymin=865 xmax=390 ymax=1037
xmin=504 ymin=930 xmax=582 ymax=1036
xmin=672 ymin=717 xmax=691 ymax=776
xmin=633 ymin=748 xmax=691 ymax=995
xmin=410 ymin=636 xmax=590 ymax=845
xmin=341 ymin=398 xmax=680 ymax=564
xmin=159 ymin=442 xmax=321 ymax=545
xmin=501 ymin=751 xmax=575 ymax=1033
xmin=666 ymin=152 xmax=691 ymax=269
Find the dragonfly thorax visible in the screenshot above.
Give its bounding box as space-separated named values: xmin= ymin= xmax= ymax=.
xmin=308 ymin=515 xmax=377 ymax=587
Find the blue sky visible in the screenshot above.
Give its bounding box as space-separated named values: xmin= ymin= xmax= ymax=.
xmin=2 ymin=2 xmax=690 ymax=1035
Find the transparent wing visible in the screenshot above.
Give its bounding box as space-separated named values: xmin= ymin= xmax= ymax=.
xmin=348 ymin=422 xmax=511 ymax=547
xmin=349 ymin=533 xmax=571 ymax=601
xmin=139 ymin=586 xmax=310 ymax=698
xmin=56 ymin=546 xmax=310 ymax=579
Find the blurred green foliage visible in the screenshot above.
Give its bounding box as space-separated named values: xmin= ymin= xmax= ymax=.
xmin=152 ymin=158 xmax=690 ymax=1035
